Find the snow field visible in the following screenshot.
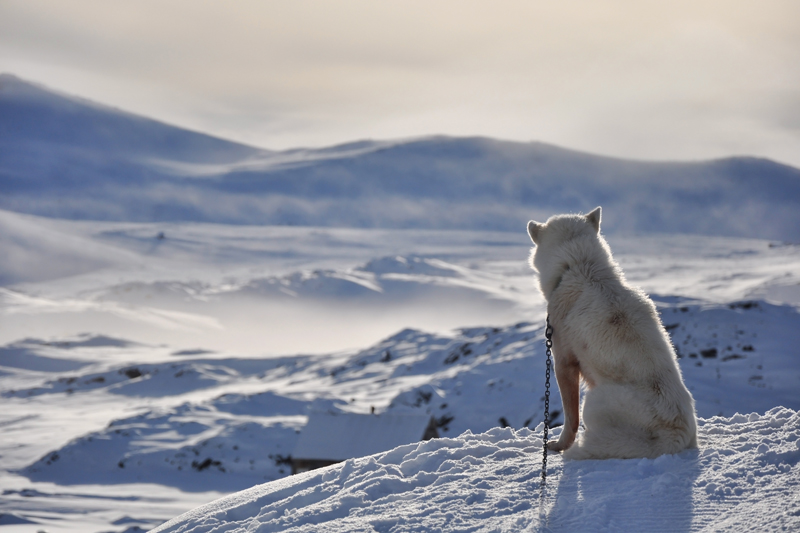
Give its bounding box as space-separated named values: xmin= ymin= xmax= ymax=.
xmin=1 ymin=217 xmax=799 ymax=532
xmin=3 ymin=295 xmax=799 ymax=531
xmin=16 ymin=295 xmax=797 ymax=495
xmin=4 ymin=76 xmax=800 ymax=532
xmin=151 ymin=408 xmax=800 ymax=532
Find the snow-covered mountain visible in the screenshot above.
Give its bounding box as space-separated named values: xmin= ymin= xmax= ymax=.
xmin=2 ymin=73 xmax=799 ymax=240
xmin=2 ymin=73 xmax=800 ymax=532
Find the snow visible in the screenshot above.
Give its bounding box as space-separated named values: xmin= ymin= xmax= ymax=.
xmin=3 ymin=75 xmax=800 ymax=241
xmin=1 ymin=77 xmax=800 ymax=532
xmin=151 ymin=408 xmax=800 ymax=533
xmin=1 ymin=216 xmax=798 ymax=532
xmin=292 ymin=412 xmax=434 ymax=464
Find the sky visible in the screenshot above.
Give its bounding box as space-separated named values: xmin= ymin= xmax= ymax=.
xmin=1 ymin=0 xmax=799 ymax=166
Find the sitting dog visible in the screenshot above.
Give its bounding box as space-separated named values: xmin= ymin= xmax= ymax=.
xmin=528 ymin=207 xmax=697 ymax=459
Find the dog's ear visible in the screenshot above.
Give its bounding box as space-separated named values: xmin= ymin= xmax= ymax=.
xmin=586 ymin=206 xmax=601 ymax=233
xmin=527 ymin=220 xmax=543 ymax=244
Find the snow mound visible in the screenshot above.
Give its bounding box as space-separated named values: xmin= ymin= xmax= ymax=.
xmin=222 ymin=255 xmax=467 ymax=301
xmin=152 ymin=407 xmax=800 ymax=532
xmin=92 ymin=256 xmax=469 ymax=302
xmin=659 ymin=299 xmax=800 ymax=417
xmin=358 ymin=256 xmax=460 ymax=277
xmin=22 ymin=401 xmax=305 ymax=493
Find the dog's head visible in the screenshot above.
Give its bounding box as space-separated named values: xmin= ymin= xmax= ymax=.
xmin=527 ymin=206 xmax=601 ymax=247
xmin=527 ymin=207 xmax=602 ymax=297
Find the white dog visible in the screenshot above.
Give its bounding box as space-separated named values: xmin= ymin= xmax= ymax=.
xmin=528 ymin=207 xmax=697 ymax=460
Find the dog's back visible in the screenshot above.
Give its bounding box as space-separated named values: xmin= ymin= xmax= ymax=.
xmin=564 ymin=277 xmax=698 ymax=459
xmin=529 ymin=207 xmax=697 ymax=460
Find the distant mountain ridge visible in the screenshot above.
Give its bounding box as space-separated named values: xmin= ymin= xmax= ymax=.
xmin=1 ymin=73 xmax=798 ymax=240
xmin=0 ymin=73 xmax=266 ymax=162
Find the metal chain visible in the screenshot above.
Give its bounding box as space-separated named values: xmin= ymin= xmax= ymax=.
xmin=541 ymin=315 xmax=553 ymax=491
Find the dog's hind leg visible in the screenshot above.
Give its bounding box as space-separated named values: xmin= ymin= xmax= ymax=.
xmin=548 ymin=351 xmax=580 ymax=453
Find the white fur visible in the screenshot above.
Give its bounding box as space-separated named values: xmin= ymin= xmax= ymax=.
xmin=528 ymin=207 xmax=697 ymax=460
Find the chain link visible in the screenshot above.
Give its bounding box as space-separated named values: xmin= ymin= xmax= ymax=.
xmin=541 ymin=315 xmax=553 ymax=491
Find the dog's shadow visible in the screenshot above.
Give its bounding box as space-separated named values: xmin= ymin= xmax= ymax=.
xmin=541 ymin=448 xmax=701 ymax=532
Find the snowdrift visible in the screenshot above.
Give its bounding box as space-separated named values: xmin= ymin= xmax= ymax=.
xmin=151 ymin=408 xmax=800 ymax=533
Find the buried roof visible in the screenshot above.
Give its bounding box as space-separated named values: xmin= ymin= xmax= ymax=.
xmin=293 ymin=411 xmax=437 ymax=462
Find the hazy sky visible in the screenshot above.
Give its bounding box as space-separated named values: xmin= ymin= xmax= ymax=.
xmin=2 ymin=0 xmax=799 ymax=166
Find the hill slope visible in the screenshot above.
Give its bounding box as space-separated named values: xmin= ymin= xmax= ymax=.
xmin=1 ymin=74 xmax=799 ymax=240
xmin=1 ymin=214 xmax=799 ymax=532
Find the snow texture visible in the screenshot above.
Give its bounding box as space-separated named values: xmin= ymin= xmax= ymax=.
xmin=292 ymin=412 xmax=434 ymax=463
xmin=152 ymin=408 xmax=800 ymax=533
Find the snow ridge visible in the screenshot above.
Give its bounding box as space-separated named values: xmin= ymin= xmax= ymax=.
xmin=3 ymin=75 xmax=800 ymax=239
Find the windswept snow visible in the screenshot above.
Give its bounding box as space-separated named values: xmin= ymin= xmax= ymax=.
xmin=151 ymin=408 xmax=800 ymax=533
xmin=3 ymin=75 xmax=800 ymax=240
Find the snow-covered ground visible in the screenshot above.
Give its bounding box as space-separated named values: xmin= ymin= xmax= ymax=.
xmin=152 ymin=409 xmax=800 ymax=533
xmin=1 ymin=209 xmax=799 ymax=532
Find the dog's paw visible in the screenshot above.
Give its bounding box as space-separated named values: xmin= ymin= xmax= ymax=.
xmin=547 ymin=440 xmax=567 ymax=453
